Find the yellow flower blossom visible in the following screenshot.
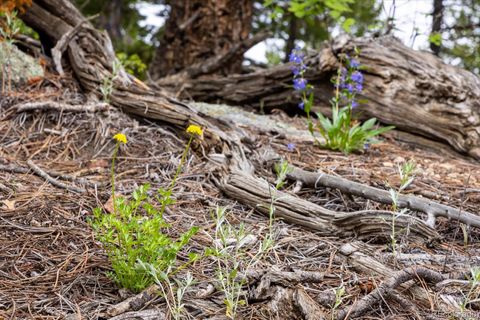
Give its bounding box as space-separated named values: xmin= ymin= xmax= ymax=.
xmin=186 ymin=124 xmax=203 ymax=137
xmin=113 ymin=133 xmax=127 ymax=144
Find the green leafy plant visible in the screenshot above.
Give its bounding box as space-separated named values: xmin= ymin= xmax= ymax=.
xmin=331 ymin=285 xmax=346 ymax=319
xmin=100 ymin=59 xmax=122 ymax=103
xmin=205 ymin=161 xmax=289 ymax=318
xmin=387 ymin=160 xmax=416 ymax=256
xmin=459 ymin=267 xmax=480 ymax=313
xmin=90 ymin=127 xmax=203 ymax=292
xmin=91 ymin=186 xmax=198 ymax=292
xmin=267 ymin=0 xmax=357 ymax=33
xmin=290 ymin=47 xmax=394 ymax=154
xmin=116 ymin=52 xmax=147 ymax=79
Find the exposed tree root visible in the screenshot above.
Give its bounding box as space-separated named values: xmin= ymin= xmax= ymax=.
xmin=335 ymin=266 xmax=445 ymax=320
xmin=217 ymin=171 xmax=439 ymax=242
xmin=287 ymin=166 xmax=480 ymax=228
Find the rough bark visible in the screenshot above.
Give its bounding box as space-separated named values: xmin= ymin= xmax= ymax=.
xmin=286 ymin=166 xmax=480 ymax=228
xmin=157 ymin=36 xmax=480 ymax=160
xmin=149 ymin=0 xmax=254 ymax=79
xmin=217 ymin=171 xmax=439 ymax=242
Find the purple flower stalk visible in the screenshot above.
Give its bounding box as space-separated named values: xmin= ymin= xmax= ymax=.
xmin=351 ymin=71 xmax=363 ymax=84
xmin=293 ymin=78 xmax=308 ymax=91
xmin=287 ymin=143 xmax=296 ymax=152
xmin=349 ymin=58 xmax=360 ymax=68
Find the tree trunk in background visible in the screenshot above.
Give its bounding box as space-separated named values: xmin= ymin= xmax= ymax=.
xmin=430 ymin=0 xmax=444 ymax=55
xmin=149 ymin=0 xmax=253 ymax=80
xmin=98 ymin=0 xmax=123 ymax=44
xmin=283 ymin=13 xmax=297 ymax=63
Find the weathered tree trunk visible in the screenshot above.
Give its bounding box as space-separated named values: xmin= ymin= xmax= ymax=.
xmin=149 ymin=0 xmax=254 ymax=80
xmin=156 ymin=36 xmax=480 ymax=160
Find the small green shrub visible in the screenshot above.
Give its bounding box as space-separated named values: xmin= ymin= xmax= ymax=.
xmin=90 ymin=184 xmax=198 ymax=292
xmin=388 ymin=160 xmax=416 ymax=256
xmin=90 ymin=127 xmax=203 ymax=292
xmin=460 ymin=267 xmax=480 ymax=312
xmin=116 ymin=52 xmax=147 ymax=79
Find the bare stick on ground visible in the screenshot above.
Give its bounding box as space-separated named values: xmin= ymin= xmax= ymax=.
xmin=27 ymin=160 xmax=86 ymax=193
xmin=107 ymin=285 xmax=160 ymax=317
xmin=14 ymin=101 xmax=110 ymax=113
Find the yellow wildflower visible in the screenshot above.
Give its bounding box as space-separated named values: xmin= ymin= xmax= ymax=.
xmin=186 ymin=124 xmax=203 ymax=137
xmin=113 ymin=133 xmax=127 ymax=144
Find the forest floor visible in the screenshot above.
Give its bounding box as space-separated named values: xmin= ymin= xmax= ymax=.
xmin=0 ymin=86 xmax=480 ymax=320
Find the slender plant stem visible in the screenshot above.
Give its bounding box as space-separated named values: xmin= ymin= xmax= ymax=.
xmin=111 ymin=142 xmax=120 ymax=214
xmin=160 ymin=135 xmax=193 ymax=214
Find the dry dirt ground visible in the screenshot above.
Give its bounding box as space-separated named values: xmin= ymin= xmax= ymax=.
xmin=0 ymin=89 xmax=479 ymax=319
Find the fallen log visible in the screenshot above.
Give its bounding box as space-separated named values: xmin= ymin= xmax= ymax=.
xmin=157 ymin=36 xmax=480 ymax=159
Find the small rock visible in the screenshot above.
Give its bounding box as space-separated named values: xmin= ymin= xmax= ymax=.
xmin=0 ymin=42 xmax=44 ymax=89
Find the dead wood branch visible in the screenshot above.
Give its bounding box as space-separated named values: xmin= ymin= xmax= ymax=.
xmin=217 ymin=171 xmax=439 ymax=242
xmin=27 ymin=160 xmax=86 ymax=193
xmin=0 ymin=164 xmax=29 ymax=174
xmin=265 ymin=287 xmax=326 ymax=320
xmin=245 ymin=269 xmax=325 ymax=286
xmin=108 ymin=308 xmax=166 ymax=320
xmin=249 ymin=269 xmax=326 ymax=302
xmin=338 ymin=241 xmax=455 ymax=313
xmin=107 ymin=285 xmax=159 ymax=317
xmin=0 ymin=162 xmax=105 ymax=189
xmin=386 ymin=253 xmax=480 ymax=269
xmin=335 ymin=266 xmax=445 ymax=320
xmin=183 ymin=31 xmax=270 ymax=79
xmin=287 ymin=166 xmax=480 ymax=228
xmin=14 ymin=101 xmax=110 ymax=113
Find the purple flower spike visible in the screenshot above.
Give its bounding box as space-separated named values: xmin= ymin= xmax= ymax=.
xmin=293 ymin=78 xmax=308 ymax=91
xmin=351 ymin=101 xmax=358 ymax=108
xmin=351 ymin=71 xmax=363 ymax=84
xmin=346 ymin=83 xmax=354 ymax=93
xmin=350 ymin=58 xmax=360 ymax=68
xmin=287 ymin=143 xmax=296 ymax=152
xmin=298 ymin=101 xmax=305 ymax=110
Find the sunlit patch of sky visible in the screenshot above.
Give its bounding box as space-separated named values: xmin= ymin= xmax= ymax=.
xmin=137 ymin=1 xmax=434 ymax=64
